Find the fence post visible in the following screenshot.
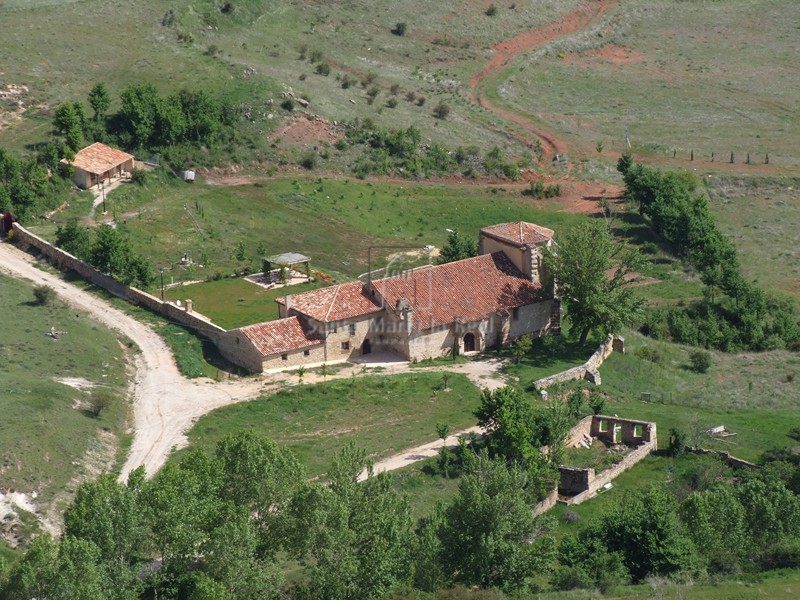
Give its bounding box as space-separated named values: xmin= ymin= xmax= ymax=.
xmin=765 ymin=153 xmax=769 ymax=165
xmin=746 ymin=152 xmax=750 ymax=164
xmin=730 ymin=152 xmax=735 ymax=164
xmin=690 ymin=149 xmax=694 ymax=161
xmin=711 ymin=151 xmax=714 ymax=162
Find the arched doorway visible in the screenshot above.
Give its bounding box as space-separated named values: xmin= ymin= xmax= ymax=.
xmin=463 ymin=332 xmax=476 ymax=353
xmin=362 ymin=339 xmax=372 ymax=355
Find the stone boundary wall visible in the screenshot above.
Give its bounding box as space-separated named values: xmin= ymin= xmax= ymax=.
xmin=534 ymin=334 xmax=624 ymax=390
xmin=12 ymin=223 xmax=226 ymax=343
xmin=532 ymin=489 xmax=558 ymax=517
xmin=688 ymin=447 xmax=759 ymax=470
xmin=564 ymin=440 xmax=655 ymax=506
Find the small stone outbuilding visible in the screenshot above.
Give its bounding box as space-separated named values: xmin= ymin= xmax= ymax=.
xmin=61 ymin=142 xmax=134 ymax=189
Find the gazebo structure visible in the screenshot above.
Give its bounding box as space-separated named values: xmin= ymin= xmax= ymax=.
xmin=263 ymin=252 xmax=311 ymax=282
xmin=61 ymin=142 xmax=135 ymax=189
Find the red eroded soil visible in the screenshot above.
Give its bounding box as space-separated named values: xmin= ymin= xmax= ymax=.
xmin=270 ymin=115 xmax=343 ymax=148
xmin=469 ymin=0 xmax=615 ymax=157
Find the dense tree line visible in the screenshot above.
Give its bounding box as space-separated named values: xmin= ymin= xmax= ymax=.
xmin=3 ymin=396 xmax=800 ymax=597
xmin=619 ymin=156 xmax=800 ymax=351
xmin=49 ymin=82 xmax=236 ymax=169
xmin=0 ymin=146 xmax=73 ymax=223
xmin=0 ymin=430 xmax=555 ymax=599
xmin=345 ymin=119 xmax=522 ymax=180
xmin=55 ymin=218 xmax=154 ymax=288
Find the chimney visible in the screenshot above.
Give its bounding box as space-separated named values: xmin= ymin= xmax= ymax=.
xmin=185 ymin=299 xmax=193 ymax=313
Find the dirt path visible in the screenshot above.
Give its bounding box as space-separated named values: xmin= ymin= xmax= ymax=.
xmin=469 ymin=0 xmax=613 ymax=158
xmin=359 ymin=425 xmax=486 ymax=482
xmin=0 ymin=239 xmax=274 ymax=481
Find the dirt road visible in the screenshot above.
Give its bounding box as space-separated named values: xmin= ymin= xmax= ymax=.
xmin=0 ymin=239 xmax=272 ymax=481
xmin=469 ymin=0 xmax=614 ymax=158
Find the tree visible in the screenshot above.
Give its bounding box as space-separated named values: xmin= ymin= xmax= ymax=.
xmin=88 ymin=82 xmax=111 ymax=122
xmin=200 ymin=503 xmax=283 ymax=598
xmin=391 ymin=22 xmax=408 ymax=36
xmin=120 ymin=83 xmax=160 ymax=147
xmin=287 ymin=443 xmax=414 ymax=599
xmin=511 ymin=334 xmax=532 ymax=364
xmin=3 ymin=534 xmax=58 ymax=600
xmin=64 ymin=469 xmax=149 ymax=598
xmin=689 ymin=349 xmax=712 ymax=373
xmin=543 ymin=220 xmax=645 ymax=345
xmin=54 ymin=102 xmax=85 ymax=152
xmin=215 ymin=430 xmax=305 ymax=557
xmin=439 ymin=454 xmax=555 ymax=591
xmin=475 ymin=386 xmax=539 ymax=464
xmin=89 ymin=225 xmax=131 ymax=277
xmin=583 ymin=486 xmax=698 ymax=581
xmin=437 ymin=229 xmax=478 ymax=264
xmin=680 ymin=485 xmax=747 ymax=571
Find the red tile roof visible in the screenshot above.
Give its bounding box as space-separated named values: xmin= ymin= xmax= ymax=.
xmin=277 ymin=281 xmax=382 ymax=323
xmin=240 ymin=316 xmax=322 ymax=356
xmin=371 ymin=252 xmax=544 ymax=332
xmin=63 ymin=142 xmax=134 ymax=175
xmin=481 ymin=221 xmax=554 ymax=247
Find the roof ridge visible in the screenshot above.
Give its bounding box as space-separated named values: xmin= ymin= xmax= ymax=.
xmin=323 ymin=283 xmax=342 ymax=321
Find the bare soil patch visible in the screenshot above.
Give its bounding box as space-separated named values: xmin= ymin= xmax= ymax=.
xmin=270 ymin=115 xmax=343 ymax=148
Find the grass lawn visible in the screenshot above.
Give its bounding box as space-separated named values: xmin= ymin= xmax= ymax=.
xmin=594 ymin=330 xmax=800 ymax=462
xmin=0 ymin=272 xmax=130 ymax=504
xmin=163 ymin=277 xmax=325 ymax=329
xmin=532 ymin=568 xmax=800 ymax=599
xmin=388 ymin=457 xmax=461 ymax=524
xmin=28 ymin=176 xmax=588 ymax=308
xmin=182 ymin=372 xmax=481 ymax=477
xmin=501 ymin=333 xmax=600 ymax=388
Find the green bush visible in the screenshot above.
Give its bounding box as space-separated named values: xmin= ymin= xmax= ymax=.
xmin=433 ymin=102 xmax=450 ymax=120
xmin=391 ymin=22 xmax=407 ymax=36
xmin=33 ymin=285 xmax=54 ymax=306
xmin=635 ymin=345 xmax=661 ymax=364
xmin=130 ymin=168 xmax=148 ymax=186
xmin=485 ymin=3 xmax=497 ymax=16
xmin=689 ymin=349 xmax=712 ymax=373
xmin=299 ymin=151 xmax=317 ymax=170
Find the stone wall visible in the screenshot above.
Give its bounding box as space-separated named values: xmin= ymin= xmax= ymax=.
xmin=558 ymin=466 xmax=593 ymax=496
xmin=532 ymin=489 xmax=559 ymax=517
xmin=688 ymin=447 xmax=759 ymax=470
xmin=591 ymin=415 xmax=656 ymax=447
xmin=565 ymin=441 xmax=655 ymax=506
xmin=534 ymin=334 xmax=624 ymax=390
xmin=12 ymin=223 xmax=226 ymax=343
xmin=544 ymin=414 xmax=658 ymax=508
xmin=563 ymin=415 xmax=593 ymax=448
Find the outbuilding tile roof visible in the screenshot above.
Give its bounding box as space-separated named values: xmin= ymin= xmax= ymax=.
xmin=240 ymin=316 xmax=322 ymax=356
xmin=63 ymin=142 xmax=134 ymax=175
xmin=371 ymin=252 xmax=544 ymax=332
xmin=277 ymin=281 xmax=382 ymax=323
xmin=481 ymin=221 xmax=554 ymax=246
